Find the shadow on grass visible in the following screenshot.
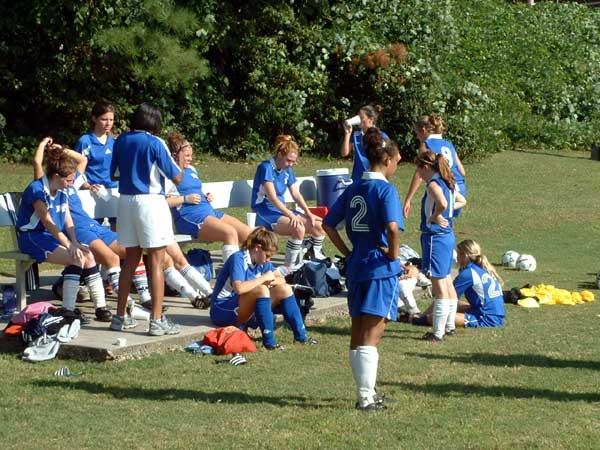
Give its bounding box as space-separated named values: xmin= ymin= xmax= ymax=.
xmin=33 ymin=379 xmax=339 ymax=409
xmin=405 ymin=351 xmax=600 ymax=371
xmin=381 ymin=380 xmax=600 ymax=403
xmin=576 ymin=281 xmax=596 ymax=289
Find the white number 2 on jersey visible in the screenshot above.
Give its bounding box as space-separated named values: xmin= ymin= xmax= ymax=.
xmin=441 ymin=146 xmax=454 ymax=168
xmin=482 ymin=273 xmax=502 ymax=303
xmin=350 ymin=195 xmax=370 ymax=232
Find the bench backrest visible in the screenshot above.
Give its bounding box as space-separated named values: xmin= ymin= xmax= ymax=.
xmin=0 ymin=176 xmax=318 ymax=229
xmin=77 ymin=176 xmax=317 ymax=218
xmin=0 ymin=192 xmax=24 ymax=249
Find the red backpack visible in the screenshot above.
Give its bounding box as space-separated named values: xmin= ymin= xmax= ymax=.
xmin=202 ymin=326 xmax=257 ymax=355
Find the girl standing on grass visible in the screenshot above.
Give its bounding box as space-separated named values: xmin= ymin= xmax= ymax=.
xmin=75 ymin=101 xmax=118 ymax=194
xmin=166 ymin=131 xmax=251 ymax=264
xmin=340 ymin=105 xmax=388 ymax=183
xmin=324 ymin=128 xmax=404 ymax=411
xmin=404 ymin=114 xmax=466 ymax=218
xmin=251 ymin=135 xmax=326 ymax=268
xmin=17 ymin=139 xmax=107 ymax=315
xmin=415 ymin=150 xmax=466 ymax=342
xmin=210 ymin=227 xmax=317 ymax=350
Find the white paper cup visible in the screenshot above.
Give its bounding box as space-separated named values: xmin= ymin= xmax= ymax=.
xmin=131 ymin=305 xmax=150 ymax=321
xmin=114 ymin=338 xmax=127 ymax=347
xmin=93 ymin=185 xmax=111 ymax=201
xmin=246 ymin=212 xmax=256 ymax=228
xmin=344 ymin=115 xmax=361 ymax=127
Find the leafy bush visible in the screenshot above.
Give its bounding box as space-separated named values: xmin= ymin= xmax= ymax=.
xmin=0 ymin=0 xmax=598 ymax=162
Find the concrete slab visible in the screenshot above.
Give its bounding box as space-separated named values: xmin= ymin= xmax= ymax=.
xmin=0 ymin=255 xmax=350 ymax=362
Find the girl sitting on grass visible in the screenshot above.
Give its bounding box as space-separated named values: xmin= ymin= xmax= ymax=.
xmin=412 ymin=239 xmax=505 ymax=328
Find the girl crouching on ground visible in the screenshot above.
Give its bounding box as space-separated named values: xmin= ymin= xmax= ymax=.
xmin=210 ymin=227 xmax=317 ymax=350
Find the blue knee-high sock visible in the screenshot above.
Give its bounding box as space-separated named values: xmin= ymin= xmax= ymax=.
xmin=279 ymin=295 xmax=307 ymax=342
xmin=255 ymin=297 xmax=276 ymax=347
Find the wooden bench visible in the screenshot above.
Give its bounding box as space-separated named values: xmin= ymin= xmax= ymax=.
xmin=0 ymin=176 xmax=318 ymax=310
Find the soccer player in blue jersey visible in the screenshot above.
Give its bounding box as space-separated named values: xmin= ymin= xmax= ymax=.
xmin=165 ymin=131 xmax=251 ymax=263
xmin=412 ymin=240 xmax=505 ymax=328
xmin=75 ymin=101 xmax=118 ymax=192
xmin=453 ymin=240 xmax=505 ymax=327
xmin=17 ymin=140 xmax=106 ymax=315
xmin=251 ymin=135 xmax=326 ymax=268
xmin=415 ymin=151 xmax=466 ymax=342
xmin=110 ymin=103 xmax=183 ymax=336
xmin=340 ymin=105 xmax=388 ymax=183
xmin=210 ymin=227 xmax=317 ymax=350
xmin=403 ymin=114 xmax=466 ymax=219
xmin=324 ymin=128 xmax=405 ymax=411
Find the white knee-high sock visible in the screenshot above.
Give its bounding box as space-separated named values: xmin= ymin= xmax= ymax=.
xmin=356 ymin=346 xmax=379 ymax=407
xmin=222 ymin=245 xmax=239 ymax=263
xmin=399 ymin=277 xmax=419 ymax=313
xmin=164 ymin=266 xmax=197 ymax=302
xmin=446 ymin=299 xmax=458 ymax=333
xmin=432 ymin=299 xmax=450 ymax=340
xmin=180 ymin=264 xmax=212 ymax=296
xmin=83 ymin=267 xmax=106 ymax=309
xmin=309 ymin=235 xmax=325 ymax=259
xmin=63 ymin=274 xmax=80 ymax=311
xmin=133 ymin=262 xmax=151 ymax=303
xmin=285 ymin=239 xmax=303 ymax=267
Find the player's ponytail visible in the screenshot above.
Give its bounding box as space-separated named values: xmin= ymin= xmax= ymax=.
xmin=415 ymin=150 xmax=455 ymax=190
xmin=273 ymin=135 xmax=299 ymax=158
xmin=167 ymin=131 xmax=190 ymax=162
xmin=415 ymin=114 xmax=444 ymax=134
xmin=435 ymin=153 xmax=455 ymax=191
xmin=359 ymin=104 xmax=382 ymax=124
xmin=457 ymin=240 xmax=503 ymax=284
xmin=364 ymin=127 xmax=399 ymax=167
xmin=45 ymin=146 xmax=76 ymax=178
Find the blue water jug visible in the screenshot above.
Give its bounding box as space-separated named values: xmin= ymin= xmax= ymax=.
xmin=316 ymin=168 xmax=352 ymax=209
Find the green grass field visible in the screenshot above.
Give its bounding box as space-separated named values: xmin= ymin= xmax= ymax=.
xmin=1 ymin=149 xmax=599 ymax=450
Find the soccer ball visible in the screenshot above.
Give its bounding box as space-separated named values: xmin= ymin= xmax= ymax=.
xmin=516 ymin=254 xmax=536 ymax=272
xmin=501 ymin=250 xmax=520 ymax=268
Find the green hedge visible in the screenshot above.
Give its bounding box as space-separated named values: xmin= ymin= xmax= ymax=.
xmin=0 ymin=0 xmax=598 ymax=162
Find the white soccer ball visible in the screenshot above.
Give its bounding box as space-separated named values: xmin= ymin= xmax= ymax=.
xmin=501 ymin=250 xmax=520 ymax=268
xmin=516 ymin=254 xmax=537 ymax=272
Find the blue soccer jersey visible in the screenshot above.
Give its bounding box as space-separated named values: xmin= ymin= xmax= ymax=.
xmin=424 ymin=135 xmax=466 ymax=190
xmin=251 ymin=158 xmax=297 ymax=215
xmin=16 ymin=177 xmax=69 ymax=233
xmin=324 ymin=171 xmax=404 ymax=282
xmin=212 ymin=250 xmax=276 ymax=300
xmin=167 ymin=166 xmax=217 ymax=219
xmin=420 ymin=174 xmax=456 ymax=234
xmin=75 ymin=131 xmax=118 ymax=188
xmin=349 ymin=130 xmax=389 ymax=183
xmin=110 ymin=131 xmax=181 ymax=195
xmin=454 ymin=262 xmax=505 ymax=319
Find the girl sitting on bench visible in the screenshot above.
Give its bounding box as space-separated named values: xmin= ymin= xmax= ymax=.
xmin=17 ymin=140 xmax=107 ymax=316
xmin=166 ymin=131 xmax=251 ymax=264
